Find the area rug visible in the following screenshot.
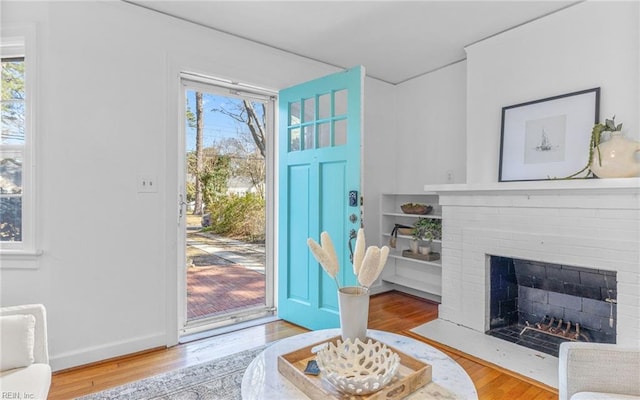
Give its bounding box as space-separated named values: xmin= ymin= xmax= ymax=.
xmin=77 ymin=346 xmax=265 ymax=400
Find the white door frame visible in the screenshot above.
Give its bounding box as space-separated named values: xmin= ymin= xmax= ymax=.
xmin=176 ymin=72 xmax=277 ymax=337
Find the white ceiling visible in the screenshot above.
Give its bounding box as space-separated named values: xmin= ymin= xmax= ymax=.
xmin=127 ymin=1 xmax=578 ymax=85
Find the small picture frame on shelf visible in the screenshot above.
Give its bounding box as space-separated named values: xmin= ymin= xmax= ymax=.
xmin=499 ymin=87 xmax=600 ymax=182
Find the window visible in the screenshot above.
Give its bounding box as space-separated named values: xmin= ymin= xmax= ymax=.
xmin=1 ymin=26 xmax=37 ymax=260
xmin=1 ymin=57 xmax=25 ymax=243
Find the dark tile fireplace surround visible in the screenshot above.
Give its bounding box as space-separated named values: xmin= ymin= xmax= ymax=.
xmin=487 ymin=256 xmax=617 ymax=357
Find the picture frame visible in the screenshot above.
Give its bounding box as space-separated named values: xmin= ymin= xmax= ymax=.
xmin=499 ymin=88 xmax=600 ymax=182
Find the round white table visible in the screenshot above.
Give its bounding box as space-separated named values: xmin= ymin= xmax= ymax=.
xmin=241 ymin=329 xmax=478 ymax=399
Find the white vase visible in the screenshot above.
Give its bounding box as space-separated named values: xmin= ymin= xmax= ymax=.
xmin=591 ymin=133 xmax=640 ymax=178
xmin=409 ymin=239 xmax=419 ymax=253
xmin=338 ymin=286 xmax=369 ymax=342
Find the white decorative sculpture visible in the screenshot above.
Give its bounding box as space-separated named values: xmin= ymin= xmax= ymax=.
xmin=315 ymin=337 xmax=400 ymax=395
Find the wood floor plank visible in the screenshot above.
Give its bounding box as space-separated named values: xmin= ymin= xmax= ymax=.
xmin=49 ymin=291 xmax=557 ymax=399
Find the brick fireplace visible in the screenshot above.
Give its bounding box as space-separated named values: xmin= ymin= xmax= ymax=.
xmin=487 ymin=256 xmax=617 ymax=356
xmin=413 ymin=179 xmax=640 ymax=387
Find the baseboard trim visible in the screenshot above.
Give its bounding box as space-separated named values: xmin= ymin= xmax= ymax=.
xmin=50 ymin=332 xmax=167 ymax=372
xmin=52 ymin=346 xmax=165 ymax=375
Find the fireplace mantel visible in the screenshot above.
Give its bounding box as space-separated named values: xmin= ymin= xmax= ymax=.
xmin=425 ymin=178 xmax=640 ymax=210
xmin=425 ymin=177 xmax=640 ymax=196
xmin=414 ymin=177 xmax=639 ymax=387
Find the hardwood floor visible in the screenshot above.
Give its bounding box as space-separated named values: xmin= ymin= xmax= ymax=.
xmin=49 ymin=291 xmax=557 ymax=399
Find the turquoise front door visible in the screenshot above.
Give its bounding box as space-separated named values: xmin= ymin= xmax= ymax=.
xmin=278 ymin=66 xmax=363 ymax=330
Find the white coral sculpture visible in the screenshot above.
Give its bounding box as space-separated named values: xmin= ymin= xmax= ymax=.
xmin=307 ymin=228 xmax=389 ymax=290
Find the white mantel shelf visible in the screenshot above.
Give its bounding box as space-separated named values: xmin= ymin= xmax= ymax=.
xmin=425 ymin=178 xmax=639 ymax=210
xmin=425 ymin=177 xmax=640 ymax=195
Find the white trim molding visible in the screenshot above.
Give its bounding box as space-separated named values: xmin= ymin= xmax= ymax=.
xmin=0 ymin=23 xmax=41 ymax=268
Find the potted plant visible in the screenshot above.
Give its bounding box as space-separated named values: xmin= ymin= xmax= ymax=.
xmin=566 ymin=115 xmax=639 ymax=178
xmin=411 ymin=218 xmax=441 ymax=253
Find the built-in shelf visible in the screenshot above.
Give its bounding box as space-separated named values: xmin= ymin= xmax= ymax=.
xmin=382 ymin=233 xmax=442 ymax=244
xmin=382 ymin=275 xmax=442 ymax=297
xmin=382 ymin=212 xmax=443 ymax=219
xmin=387 ymin=254 xmax=441 ymax=268
xmin=379 ymin=193 xmax=442 ymax=301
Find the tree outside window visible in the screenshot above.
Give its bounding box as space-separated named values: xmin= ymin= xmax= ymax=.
xmin=1 ymin=57 xmax=25 ymax=242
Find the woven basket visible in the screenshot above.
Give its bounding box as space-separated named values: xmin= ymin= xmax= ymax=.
xmin=400 ymin=204 xmax=432 ymax=215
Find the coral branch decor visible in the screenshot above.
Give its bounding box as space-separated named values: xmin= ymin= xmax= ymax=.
xmin=306 ymin=232 xmax=341 ymax=289
xmin=352 ymin=228 xmax=365 ymax=277
xmin=307 ymin=228 xmax=389 ymax=291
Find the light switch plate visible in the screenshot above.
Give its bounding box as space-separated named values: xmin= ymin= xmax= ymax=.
xmin=138 ymin=175 xmax=157 ymax=193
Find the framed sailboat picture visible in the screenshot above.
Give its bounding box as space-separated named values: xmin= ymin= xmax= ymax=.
xmin=499 ymin=88 xmax=600 ymax=182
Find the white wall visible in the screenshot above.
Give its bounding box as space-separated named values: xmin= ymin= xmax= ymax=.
xmin=362 ymin=78 xmax=396 ymax=257
xmin=394 ymin=62 xmax=467 ymax=191
xmin=465 ymin=1 xmax=640 ymax=184
xmin=0 ymin=1 xmax=395 ymax=370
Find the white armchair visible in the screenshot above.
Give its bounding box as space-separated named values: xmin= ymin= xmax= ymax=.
xmin=559 ymin=342 xmax=640 ymax=400
xmin=0 ymin=304 xmax=52 ymax=400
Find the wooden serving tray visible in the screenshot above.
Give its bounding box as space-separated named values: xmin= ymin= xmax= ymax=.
xmin=277 ymin=336 xmax=432 ymax=400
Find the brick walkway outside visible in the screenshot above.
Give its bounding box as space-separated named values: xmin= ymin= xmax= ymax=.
xmin=187 ymin=232 xmax=266 ymax=321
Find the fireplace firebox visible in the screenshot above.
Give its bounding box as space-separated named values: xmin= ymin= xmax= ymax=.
xmin=487 ymin=256 xmax=617 ymax=356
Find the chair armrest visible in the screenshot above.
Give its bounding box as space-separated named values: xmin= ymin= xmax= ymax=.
xmin=559 ymin=342 xmax=640 ymax=400
xmin=0 ymin=304 xmax=49 ymax=364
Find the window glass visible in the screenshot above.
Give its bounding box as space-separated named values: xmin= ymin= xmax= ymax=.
xmin=1 ymin=57 xmax=26 ymax=243
xmin=334 ymin=89 xmax=347 ymax=116
xmin=334 ymin=119 xmax=347 ymax=146
xmin=317 ymin=122 xmax=330 ymax=148
xmin=288 ymin=101 xmax=301 ymax=126
xmin=289 ymin=127 xmax=300 ymax=151
xmin=318 ymin=93 xmax=330 ymax=120
xmin=0 ymin=151 xmax=22 ymax=193
xmin=303 ymin=125 xmax=314 ymax=150
xmin=0 ymin=197 xmax=21 ymax=241
xmin=302 ymin=97 xmax=315 ymax=123
xmin=1 ymin=58 xmax=25 ymax=144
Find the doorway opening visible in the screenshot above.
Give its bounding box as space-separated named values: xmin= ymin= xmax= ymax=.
xmin=179 ymin=75 xmax=275 ymax=337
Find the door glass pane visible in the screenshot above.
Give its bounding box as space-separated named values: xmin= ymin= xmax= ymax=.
xmin=318 ymin=93 xmax=330 ymax=120
xmin=289 ymin=127 xmax=301 ymax=151
xmin=317 ymin=122 xmax=330 ymax=148
xmin=303 ymin=125 xmax=314 ymax=150
xmin=289 ymin=101 xmax=301 ymax=125
xmin=302 ymin=97 xmax=315 ymax=123
xmin=334 ymin=89 xmax=347 ymax=116
xmin=334 ymin=119 xmax=347 ymax=146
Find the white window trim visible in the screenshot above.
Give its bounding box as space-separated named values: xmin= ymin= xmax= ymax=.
xmin=1 ymin=24 xmax=41 ymax=267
